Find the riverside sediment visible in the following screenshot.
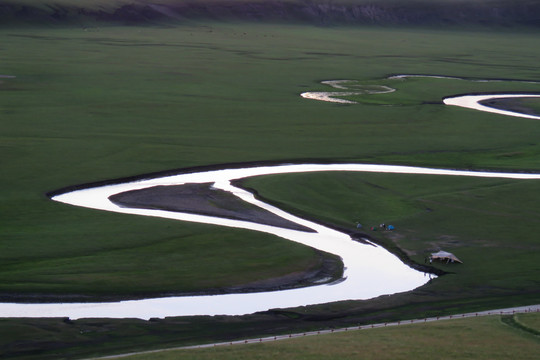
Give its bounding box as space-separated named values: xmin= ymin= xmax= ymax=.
xmin=109 ymin=183 xmax=315 ymax=232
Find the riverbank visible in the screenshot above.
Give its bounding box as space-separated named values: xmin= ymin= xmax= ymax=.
xmin=0 ymin=248 xmax=342 ymax=303
xmin=10 ymin=161 xmax=536 ymax=319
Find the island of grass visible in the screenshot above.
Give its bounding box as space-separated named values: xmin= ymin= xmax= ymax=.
xmin=109 ymin=183 xmax=315 ymax=232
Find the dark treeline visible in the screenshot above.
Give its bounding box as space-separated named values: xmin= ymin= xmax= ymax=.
xmin=1 ymin=0 xmax=540 ymax=27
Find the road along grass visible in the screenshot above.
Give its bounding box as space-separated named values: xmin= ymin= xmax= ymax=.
xmin=96 ymin=313 xmax=540 ymax=360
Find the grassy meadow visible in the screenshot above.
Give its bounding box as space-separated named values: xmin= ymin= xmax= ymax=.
xmin=106 ymin=313 xmax=540 ymax=360
xmin=1 ymin=19 xmax=540 ymax=358
xmin=242 ymin=172 xmax=540 ymax=302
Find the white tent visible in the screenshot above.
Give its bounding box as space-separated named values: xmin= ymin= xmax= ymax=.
xmin=430 ymin=251 xmax=463 ymax=263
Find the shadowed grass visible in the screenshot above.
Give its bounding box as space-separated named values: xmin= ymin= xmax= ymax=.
xmin=515 ymin=312 xmax=540 ymax=335
xmin=3 ymin=23 xmax=540 ymax=298
xmin=241 ymin=172 xmax=540 ymax=299
xmin=1 ymin=21 xmax=540 ymax=359
xmin=0 ymin=208 xmax=327 ymax=299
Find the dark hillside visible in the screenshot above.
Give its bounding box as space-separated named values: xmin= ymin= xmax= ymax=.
xmin=1 ymin=0 xmax=540 ymax=26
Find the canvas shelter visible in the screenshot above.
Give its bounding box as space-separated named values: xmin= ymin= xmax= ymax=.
xmin=430 ymin=251 xmax=463 ymax=263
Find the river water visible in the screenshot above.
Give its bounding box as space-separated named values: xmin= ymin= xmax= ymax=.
xmin=1 ymin=77 xmax=539 ymax=319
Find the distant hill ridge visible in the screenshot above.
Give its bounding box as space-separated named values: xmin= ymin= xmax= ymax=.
xmin=1 ymin=0 xmax=540 ymax=26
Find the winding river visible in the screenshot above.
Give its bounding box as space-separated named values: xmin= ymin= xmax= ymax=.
xmin=1 ymin=76 xmax=540 ymax=320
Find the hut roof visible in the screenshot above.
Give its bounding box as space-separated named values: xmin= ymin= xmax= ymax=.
xmin=431 ymin=250 xmax=463 ymax=263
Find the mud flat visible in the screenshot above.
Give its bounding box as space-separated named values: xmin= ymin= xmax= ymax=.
xmin=478 ymin=97 xmax=540 ymax=118
xmin=109 ymin=183 xmax=314 ymax=232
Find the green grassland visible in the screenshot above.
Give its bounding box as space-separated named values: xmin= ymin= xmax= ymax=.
xmin=103 ymin=313 xmax=540 ymax=360
xmin=3 ymin=24 xmax=540 ymax=298
xmin=242 ymin=172 xmax=540 ymax=301
xmin=1 ymin=19 xmax=540 ymax=358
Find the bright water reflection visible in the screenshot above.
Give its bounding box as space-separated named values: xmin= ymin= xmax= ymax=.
xmin=2 ymin=75 xmax=540 ymax=319
xmin=444 ymin=94 xmax=540 ymax=120
xmin=3 ymin=164 xmax=540 ymax=319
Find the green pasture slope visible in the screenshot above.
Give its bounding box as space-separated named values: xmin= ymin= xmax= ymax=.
xmin=1 ymin=0 xmax=540 ymax=358
xmin=112 ymin=313 xmax=540 ymax=360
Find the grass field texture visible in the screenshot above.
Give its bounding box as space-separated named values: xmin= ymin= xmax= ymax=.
xmin=242 ymin=172 xmax=540 ymax=301
xmin=110 ymin=313 xmax=540 ymax=360
xmin=1 ymin=21 xmax=540 ymax=358
xmin=2 ymin=24 xmax=540 ymax=297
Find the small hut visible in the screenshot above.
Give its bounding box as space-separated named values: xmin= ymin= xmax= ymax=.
xmin=430 ymin=251 xmax=462 ymax=264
